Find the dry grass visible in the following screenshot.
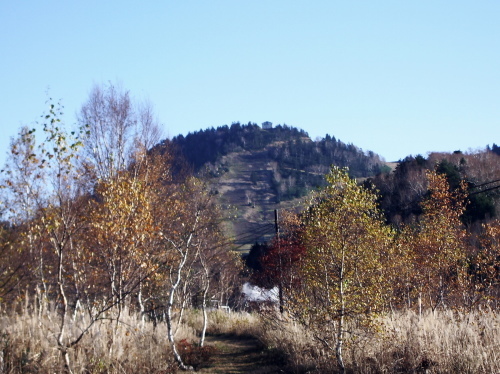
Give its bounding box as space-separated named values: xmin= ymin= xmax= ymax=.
xmin=2 ymin=301 xmax=499 ymax=373
xmin=257 ymin=309 xmax=500 ymax=373
xmin=369 ymin=309 xmax=500 ymax=373
xmin=0 ymin=298 xmax=199 ymax=373
xmin=183 ymin=309 xmax=261 ymax=337
xmin=0 ymin=302 xmax=261 ymax=373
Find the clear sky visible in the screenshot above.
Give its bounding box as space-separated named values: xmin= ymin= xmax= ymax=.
xmin=1 ymin=1 xmax=499 ymax=168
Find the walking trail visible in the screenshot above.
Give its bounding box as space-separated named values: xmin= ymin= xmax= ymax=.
xmin=195 ymin=334 xmax=284 ymax=374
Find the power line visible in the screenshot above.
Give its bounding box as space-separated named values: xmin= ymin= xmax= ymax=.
xmin=213 ymin=177 xmax=500 ymax=251
xmin=470 ymin=179 xmax=500 ymax=188
xmin=469 ymin=184 xmax=500 ymax=196
xmin=205 ymin=223 xmax=276 ymax=253
xmin=468 ymin=178 xmax=500 ymax=196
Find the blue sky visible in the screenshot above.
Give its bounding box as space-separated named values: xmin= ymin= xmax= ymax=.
xmin=1 ymin=1 xmax=499 ymax=168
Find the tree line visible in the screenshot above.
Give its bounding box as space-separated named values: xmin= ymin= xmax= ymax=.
xmin=366 ymin=151 xmax=500 ymax=227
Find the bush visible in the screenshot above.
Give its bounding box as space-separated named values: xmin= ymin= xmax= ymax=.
xmin=176 ymin=339 xmax=217 ymax=370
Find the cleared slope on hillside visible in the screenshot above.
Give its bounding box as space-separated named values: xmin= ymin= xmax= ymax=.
xmin=214 ymin=149 xmax=304 ymax=252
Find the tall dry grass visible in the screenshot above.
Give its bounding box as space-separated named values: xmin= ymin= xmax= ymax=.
xmin=257 ymin=309 xmax=500 ymax=373
xmin=0 ymin=298 xmax=262 ymax=373
xmin=0 ymin=297 xmax=199 ymax=373
xmin=183 ymin=309 xmax=261 ymax=337
xmin=3 ymin=298 xmax=499 ymax=373
xmin=370 ymin=309 xmax=500 ymax=373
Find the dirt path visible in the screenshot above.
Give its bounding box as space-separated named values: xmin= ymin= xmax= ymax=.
xmin=195 ymin=335 xmax=284 ymax=373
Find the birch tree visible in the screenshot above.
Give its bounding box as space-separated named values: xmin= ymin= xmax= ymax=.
xmin=292 ymin=167 xmax=394 ymax=373
xmin=155 ymin=176 xmax=202 ymax=370
xmin=0 ymin=126 xmax=50 ymax=303
xmin=191 ymin=194 xmax=237 ymax=347
xmin=78 ymin=82 xmax=162 ymax=181
xmin=3 ymin=101 xmax=90 ymax=373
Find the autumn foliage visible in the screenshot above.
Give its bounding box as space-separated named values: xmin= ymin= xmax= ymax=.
xmin=0 ymin=92 xmax=240 ymax=373
xmin=249 ymin=165 xmax=500 ymax=372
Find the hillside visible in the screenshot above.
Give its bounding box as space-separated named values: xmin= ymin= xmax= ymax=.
xmin=210 ymin=148 xmax=308 ymax=251
xmin=157 ymin=122 xmax=387 ymax=250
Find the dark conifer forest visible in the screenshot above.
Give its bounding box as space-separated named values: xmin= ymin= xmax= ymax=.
xmin=165 ymin=122 xmax=384 ymax=175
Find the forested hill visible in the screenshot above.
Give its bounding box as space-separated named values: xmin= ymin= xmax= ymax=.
xmin=163 ymin=122 xmax=386 ymax=179
xmin=156 ymin=122 xmax=386 ymax=250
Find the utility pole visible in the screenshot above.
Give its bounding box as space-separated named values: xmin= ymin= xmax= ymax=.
xmin=275 ymin=209 xmax=284 ymax=314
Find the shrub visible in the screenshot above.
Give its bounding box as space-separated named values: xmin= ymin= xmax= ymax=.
xmin=176 ymin=339 xmax=217 ymax=370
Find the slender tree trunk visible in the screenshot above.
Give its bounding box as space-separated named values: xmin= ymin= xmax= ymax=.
xmin=165 ymin=237 xmax=197 ymax=370
xmin=174 ymin=281 xmax=189 ymax=336
xmin=138 ymin=280 xmax=145 ymax=330
xmin=336 ymin=250 xmax=346 ymax=374
xmin=336 ymin=313 xmax=345 ymax=374
xmin=56 ymin=243 xmax=73 ymax=374
xmin=164 ymin=212 xmax=199 ymax=371
xmin=166 ymin=282 xmax=193 ymax=371
xmin=200 ymin=277 xmax=210 ymax=347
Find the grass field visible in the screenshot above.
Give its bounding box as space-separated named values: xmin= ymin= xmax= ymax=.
xmin=2 ymin=300 xmax=499 ymax=373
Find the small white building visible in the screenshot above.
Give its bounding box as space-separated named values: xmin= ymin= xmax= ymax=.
xmin=242 ymin=282 xmax=278 ymax=303
xmin=262 ymin=121 xmax=273 ymax=129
